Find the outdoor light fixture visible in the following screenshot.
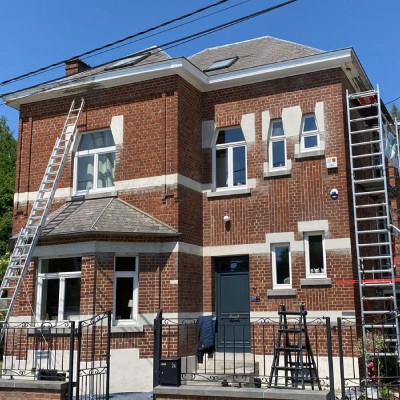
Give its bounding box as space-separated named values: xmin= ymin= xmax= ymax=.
xmin=223 ymin=215 xmax=231 ymax=223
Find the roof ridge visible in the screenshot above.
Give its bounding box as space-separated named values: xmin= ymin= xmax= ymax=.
xmin=188 ymin=35 xmax=323 ymax=59
xmin=91 ymin=197 xmax=113 ymax=230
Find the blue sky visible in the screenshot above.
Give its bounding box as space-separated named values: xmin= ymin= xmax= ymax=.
xmin=1 ymin=0 xmax=399 ymax=135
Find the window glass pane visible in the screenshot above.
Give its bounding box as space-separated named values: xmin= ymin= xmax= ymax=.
xmin=275 ymin=246 xmax=290 ymax=285
xmin=303 ymin=116 xmax=317 ymax=132
xmin=272 ymin=140 xmax=285 ymax=168
xmin=216 ymin=128 xmax=245 ymax=144
xmin=42 ymin=258 xmax=81 ymax=274
xmin=41 ymin=279 xmax=59 ymax=320
xmin=78 ymin=130 xmax=115 ymax=151
xmin=233 ymin=146 xmax=246 ymax=186
xmin=77 ymin=155 xmax=94 ymax=190
xmin=216 ymin=148 xmax=228 ymax=188
xmin=304 ymin=135 xmax=318 ymax=149
xmin=115 ymin=257 xmax=136 ymax=272
xmin=115 ymin=277 xmax=134 ymax=320
xmin=97 ymin=153 xmax=115 ymax=188
xmin=271 ymin=121 xmax=284 ymax=137
xmin=218 ymin=258 xmax=249 ymax=273
xmin=309 ymin=235 xmax=324 ymax=273
xmin=64 ymin=278 xmax=81 ymax=319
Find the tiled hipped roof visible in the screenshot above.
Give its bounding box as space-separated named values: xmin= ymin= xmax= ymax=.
xmin=188 ymin=36 xmax=323 ymax=75
xmin=41 ymin=197 xmax=179 ymax=238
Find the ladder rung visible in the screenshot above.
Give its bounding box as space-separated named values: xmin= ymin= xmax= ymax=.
xmin=353 ymin=165 xmax=383 ymax=171
xmin=363 ymin=296 xmax=394 ymax=301
xmin=349 ymin=104 xmax=378 ymax=111
xmin=358 ymin=242 xmax=390 ymax=246
xmin=357 ymin=229 xmax=388 ymax=234
xmin=355 ymin=203 xmax=386 ymax=209
xmin=350 ymin=115 xmax=379 ymax=123
xmin=354 ymin=190 xmax=385 ymax=196
xmin=354 ymin=178 xmax=384 ymax=185
xmin=351 ymin=140 xmax=381 ymax=147
xmin=363 ymin=310 xmax=392 ymax=315
xmin=361 ymin=255 xmax=391 ymax=260
xmin=350 ymin=127 xmax=380 ymax=135
xmin=364 ymin=324 xmax=397 ymax=329
xmin=352 ymin=152 xmax=381 ymax=159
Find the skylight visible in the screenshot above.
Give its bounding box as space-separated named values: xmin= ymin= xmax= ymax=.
xmin=106 ymin=52 xmax=151 ymax=71
xmin=204 ymin=56 xmax=239 ymax=72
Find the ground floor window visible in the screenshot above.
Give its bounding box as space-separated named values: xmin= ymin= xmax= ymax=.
xmin=114 ymin=256 xmax=139 ymax=323
xmin=304 ymin=232 xmax=326 ymax=277
xmin=36 ymin=257 xmax=81 ymax=320
xmin=271 ymin=244 xmax=291 ymax=288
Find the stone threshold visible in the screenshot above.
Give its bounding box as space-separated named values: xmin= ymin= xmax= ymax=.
xmin=154 ymin=385 xmax=330 ymax=399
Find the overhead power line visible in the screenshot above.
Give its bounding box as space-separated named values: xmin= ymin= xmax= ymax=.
xmin=2 ymin=0 xmax=298 ymax=98
xmin=0 ymin=0 xmax=254 ymax=88
xmin=0 ymin=0 xmax=230 ymax=87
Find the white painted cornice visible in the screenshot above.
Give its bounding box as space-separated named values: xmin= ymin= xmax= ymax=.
xmin=2 ymin=48 xmax=371 ymax=109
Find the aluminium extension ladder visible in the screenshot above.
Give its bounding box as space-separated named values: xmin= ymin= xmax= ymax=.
xmin=346 ymin=86 xmax=400 ymax=357
xmin=268 ymin=304 xmax=321 ymax=390
xmin=0 ymin=99 xmax=85 ymax=340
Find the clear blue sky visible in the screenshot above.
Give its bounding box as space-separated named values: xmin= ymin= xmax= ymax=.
xmin=1 ymin=0 xmax=399 ymax=136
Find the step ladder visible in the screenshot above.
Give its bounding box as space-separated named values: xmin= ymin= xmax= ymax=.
xmin=268 ymin=304 xmax=321 ymax=390
xmin=0 ymin=99 xmax=85 ymax=340
xmin=346 ymin=86 xmax=400 ymax=358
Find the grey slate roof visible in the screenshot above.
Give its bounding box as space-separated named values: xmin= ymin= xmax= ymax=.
xmin=41 ymin=197 xmax=179 ymax=238
xmin=188 ymin=36 xmax=323 ymax=75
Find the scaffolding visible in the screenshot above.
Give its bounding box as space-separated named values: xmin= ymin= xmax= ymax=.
xmin=346 ymin=85 xmax=400 ymax=357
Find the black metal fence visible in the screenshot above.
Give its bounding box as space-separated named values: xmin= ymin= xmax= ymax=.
xmin=153 ymin=311 xmax=400 ymax=400
xmin=0 ymin=311 xmax=111 ymax=400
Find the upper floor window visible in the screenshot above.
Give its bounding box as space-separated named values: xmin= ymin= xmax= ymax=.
xmin=269 ymin=120 xmax=286 ymax=169
xmin=304 ymin=232 xmax=326 ymax=277
xmin=213 ymin=127 xmax=247 ymax=189
xmin=75 ymin=130 xmax=116 ymax=193
xmin=271 ymin=244 xmax=291 ymax=288
xmin=301 ymin=115 xmax=319 ymax=150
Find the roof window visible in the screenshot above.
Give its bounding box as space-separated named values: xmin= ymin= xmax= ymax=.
xmin=204 ymin=56 xmax=239 ymax=72
xmin=106 ymin=52 xmax=151 ymax=71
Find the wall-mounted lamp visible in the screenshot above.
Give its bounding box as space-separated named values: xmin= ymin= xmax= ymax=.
xmin=223 ymin=215 xmax=231 ymax=223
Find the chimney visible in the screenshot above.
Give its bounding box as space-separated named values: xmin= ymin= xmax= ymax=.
xmin=65 ymin=58 xmax=91 ymax=76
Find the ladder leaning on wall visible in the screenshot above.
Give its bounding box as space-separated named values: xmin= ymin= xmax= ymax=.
xmin=0 ymin=99 xmax=85 ymax=341
xmin=346 ymin=85 xmax=400 ymax=357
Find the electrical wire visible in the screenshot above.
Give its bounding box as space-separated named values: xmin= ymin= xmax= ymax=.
xmin=0 ymin=0 xmax=254 ymax=88
xmin=385 ymin=96 xmax=400 ymax=106
xmin=0 ymin=0 xmax=231 ymax=87
xmin=2 ymin=0 xmax=298 ymax=99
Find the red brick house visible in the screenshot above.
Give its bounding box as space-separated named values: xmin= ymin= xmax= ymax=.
xmin=1 ymin=36 xmax=396 ymax=393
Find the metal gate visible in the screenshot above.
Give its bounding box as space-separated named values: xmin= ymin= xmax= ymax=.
xmin=73 ymin=311 xmax=111 ymax=400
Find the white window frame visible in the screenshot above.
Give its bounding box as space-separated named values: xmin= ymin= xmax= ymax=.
xmin=304 ymin=232 xmax=327 ymax=278
xmin=301 ymin=114 xmax=319 ymax=151
xmin=271 ymin=243 xmax=292 ymax=289
xmin=269 ymin=119 xmax=286 ymax=170
xmin=212 ymin=127 xmax=247 ymax=191
xmin=36 ymin=257 xmax=82 ymax=321
xmin=113 ymin=255 xmax=139 ymax=325
xmin=74 ymin=130 xmax=116 ymax=194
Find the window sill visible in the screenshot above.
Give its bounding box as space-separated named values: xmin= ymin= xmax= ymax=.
xmin=207 ymin=187 xmax=251 ymax=198
xmin=264 ymin=169 xmax=291 ymax=178
xmin=295 ymin=149 xmax=325 ymax=159
xmin=300 ymin=277 xmax=332 ymax=286
xmin=267 ymin=288 xmax=297 ymax=297
xmin=111 ymin=324 xmax=144 ymax=333
xmin=68 ymin=190 xmax=118 ymax=202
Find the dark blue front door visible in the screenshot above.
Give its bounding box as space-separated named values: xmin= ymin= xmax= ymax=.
xmin=215 ymin=256 xmax=250 ymax=351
